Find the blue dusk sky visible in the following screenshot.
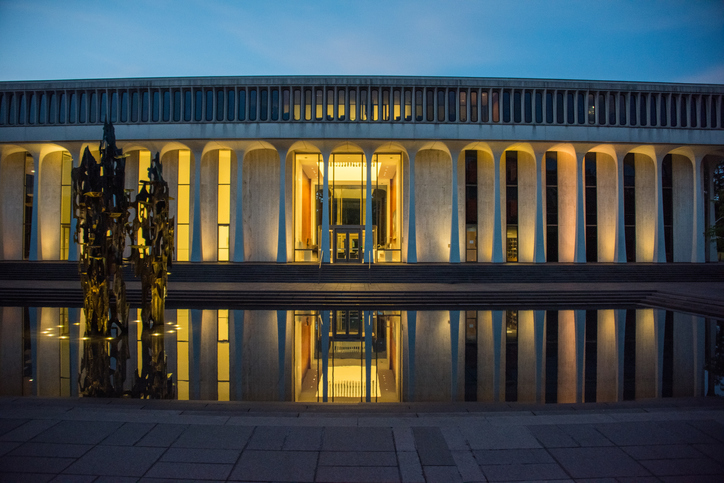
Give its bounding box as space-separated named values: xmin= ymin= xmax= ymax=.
xmin=0 ymin=0 xmax=722 ymax=84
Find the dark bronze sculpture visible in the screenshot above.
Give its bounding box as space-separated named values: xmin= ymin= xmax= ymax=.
xmin=72 ymin=122 xmax=174 ymax=398
xmin=72 ymin=122 xmax=131 ymax=397
xmin=130 ymin=152 xmax=175 ymax=399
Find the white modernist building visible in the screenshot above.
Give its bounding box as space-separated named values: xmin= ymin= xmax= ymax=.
xmin=1 ymin=76 xmax=723 ymax=265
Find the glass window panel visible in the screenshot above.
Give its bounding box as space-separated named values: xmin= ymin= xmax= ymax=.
xmin=700 ymin=95 xmax=707 ymax=127
xmin=577 ymin=92 xmax=585 ymax=124
xmin=546 ymin=91 xmax=553 ymax=123
xmin=566 ymin=92 xmax=574 ymax=124
xmin=107 ymin=91 xmax=115 ymax=122
xmin=315 ymin=88 xmax=323 ymax=120
xmin=670 ymin=95 xmax=677 ymax=127
xmin=120 ymin=91 xmax=127 ymax=122
xmin=426 ymin=89 xmax=434 ymax=121
xmin=61 ymin=186 xmax=71 ymax=224
xmin=382 ymin=89 xmax=390 ymax=121
xmin=438 ymin=89 xmax=445 ymax=122
xmin=217 ymin=90 xmax=224 ymax=121
xmin=227 ymin=90 xmax=235 ymax=121
xmin=0 ymin=93 xmax=5 ymax=125
xmin=29 ymin=93 xmax=37 ymax=124
xmin=415 ymin=89 xmax=423 ymax=121
xmin=238 ymin=89 xmax=246 ymax=121
xmin=608 ymin=93 xmax=616 ymax=125
xmin=534 ymin=91 xmax=542 ymax=123
xmin=327 ymin=88 xmax=334 ymax=120
xmin=336 ymin=89 xmax=344 ymax=120
xmin=59 ymin=93 xmax=66 ymax=124
xmin=503 ymin=90 xmax=510 ymax=122
xmin=524 ymin=90 xmax=532 ymax=123
xmin=588 ymin=92 xmax=595 ymax=124
xmin=172 ymin=90 xmax=180 ymax=121
xmin=78 ymin=92 xmax=85 ymax=123
xmin=492 ymin=90 xmax=499 ymax=122
xmin=271 ymin=88 xmax=279 ymax=120
xmin=349 ymin=89 xmax=356 ymax=121
xmin=470 ymin=90 xmax=478 ymax=122
xmin=293 ymin=89 xmax=301 ymax=120
xmin=304 ymin=89 xmax=312 ymax=120
xmin=282 ymin=88 xmax=290 ymax=121
xmin=149 ymin=90 xmax=158 ymax=122
xmin=712 ymin=95 xmax=719 ymax=128
xmin=194 ymin=89 xmax=202 ymax=121
xmin=49 ymin=93 xmax=57 ymax=124
xmin=129 ymin=91 xmax=138 ymax=122
xmin=598 ymin=93 xmax=605 ymax=124
xmin=218 ymin=186 xmax=231 ymax=224
xmin=639 ymin=93 xmax=647 ymax=126
xmin=619 ymin=93 xmax=626 ymax=125
xmin=158 ymin=90 xmax=168 ymax=122
xmin=680 ymin=96 xmax=688 ymax=127
xmin=650 ymin=93 xmax=657 ymax=126
xmin=141 ymin=90 xmax=149 ymax=122
xmin=481 ymin=90 xmax=489 ymax=122
xmin=513 ymin=90 xmax=521 ymax=123
xmin=183 ymin=90 xmax=191 ymax=121
xmin=205 ymin=89 xmax=213 ymax=121
xmin=690 ymin=96 xmax=698 ymax=127
xmin=99 ymin=91 xmax=107 ymax=123
xmin=404 ymin=89 xmax=412 ymax=121
xmin=360 ymin=88 xmax=367 ymax=121
xmin=556 ymin=91 xmax=564 ymax=123
xmin=393 ymin=89 xmax=401 ymax=121
xmin=372 ymin=89 xmax=379 ymax=121
xmin=40 ymin=93 xmax=48 ymax=124
xmin=177 ymin=186 xmax=190 ymax=224
xmin=69 ymin=93 xmax=76 ymax=124
xmin=260 ymin=88 xmax=268 ymax=121
xmin=6 ymin=93 xmax=16 ymax=125
xmin=459 ymin=90 xmax=467 ymax=122
xmin=629 ymin=93 xmax=637 ymax=125
xmin=249 ymin=88 xmax=257 ymax=121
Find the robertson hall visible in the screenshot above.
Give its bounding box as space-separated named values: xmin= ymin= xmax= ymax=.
xmin=0 ymin=76 xmax=722 ymax=266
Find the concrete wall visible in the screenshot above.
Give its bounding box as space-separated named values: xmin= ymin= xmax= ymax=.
xmin=597 ymin=153 xmax=618 ymax=262
xmin=518 ymin=152 xmax=537 ymax=263
xmin=596 ymin=309 xmax=618 ymax=402
xmin=1 ymin=152 xmax=26 ymax=259
xmin=415 ymin=150 xmax=451 ymax=262
xmin=477 ymin=151 xmax=496 ymax=262
xmin=243 ymin=149 xmax=279 ymax=261
xmin=635 ymin=154 xmax=656 ymax=262
xmin=557 ymin=151 xmax=577 ymax=262
xmin=412 ymin=311 xmax=453 ymax=401
xmin=672 ymin=155 xmax=693 ymax=262
xmin=241 ymin=311 xmax=283 ymax=401
xmin=635 ymin=308 xmax=658 ymax=399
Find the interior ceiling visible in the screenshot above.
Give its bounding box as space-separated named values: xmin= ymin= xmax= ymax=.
xmin=298 ymin=153 xmax=399 ymax=182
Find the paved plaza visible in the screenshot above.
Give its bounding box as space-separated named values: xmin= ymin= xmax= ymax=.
xmin=1 ymin=396 xmax=723 ymax=482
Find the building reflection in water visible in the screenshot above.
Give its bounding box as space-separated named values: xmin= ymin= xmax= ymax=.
xmin=0 ymin=307 xmax=717 ymax=403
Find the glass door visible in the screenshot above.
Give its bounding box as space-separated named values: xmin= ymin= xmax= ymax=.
xmin=333 ymin=226 xmax=362 ymax=263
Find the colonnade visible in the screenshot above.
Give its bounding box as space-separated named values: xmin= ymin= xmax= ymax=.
xmin=0 ymin=139 xmax=720 ymax=263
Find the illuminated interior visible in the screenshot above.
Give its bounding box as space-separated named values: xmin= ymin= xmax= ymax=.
xmin=176 ymin=151 xmax=191 ymax=261
xmin=217 ymin=150 xmax=231 ymax=261
xmin=293 ymin=153 xmax=402 ymax=262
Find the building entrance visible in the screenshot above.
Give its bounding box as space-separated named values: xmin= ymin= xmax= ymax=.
xmin=333 ymin=226 xmax=362 ymax=263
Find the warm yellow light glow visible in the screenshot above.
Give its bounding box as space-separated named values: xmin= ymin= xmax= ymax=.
xmin=176 ymin=151 xmax=191 ymax=262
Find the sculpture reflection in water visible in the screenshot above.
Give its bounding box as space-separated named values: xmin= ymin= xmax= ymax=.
xmin=72 ymin=122 xmax=174 ymax=398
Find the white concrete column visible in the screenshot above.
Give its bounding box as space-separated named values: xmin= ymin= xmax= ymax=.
xmin=573 ymin=151 xmax=587 ymax=263
xmin=28 ymin=152 xmax=41 ymax=260
xmin=232 ymin=149 xmax=245 ymax=262
xmin=533 ymin=151 xmax=546 ymax=263
xmin=492 ymin=150 xmax=505 ymax=263
xmin=190 ymin=149 xmax=204 ymax=262
xmin=363 ymin=148 xmax=375 ymax=263
xmin=449 ymin=148 xmax=462 ymax=263
xmin=276 ymin=148 xmax=289 ymax=263
xmin=691 ymin=154 xmax=706 ymax=263
xmin=407 ymin=150 xmax=417 ymax=263
xmin=67 ymin=148 xmax=83 ymax=262
xmin=707 ymin=160 xmax=718 ymax=261
xmin=653 ymin=154 xmax=667 ymax=263
xmin=614 ymin=153 xmax=627 ymax=262
xmin=320 ymin=151 xmax=331 ymax=263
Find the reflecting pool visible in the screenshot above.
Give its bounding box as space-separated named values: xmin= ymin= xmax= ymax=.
xmin=0 ymin=306 xmax=720 ymax=403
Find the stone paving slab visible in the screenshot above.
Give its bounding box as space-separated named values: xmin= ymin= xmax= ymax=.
xmin=0 ymin=397 xmax=722 ymax=482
